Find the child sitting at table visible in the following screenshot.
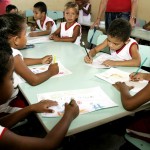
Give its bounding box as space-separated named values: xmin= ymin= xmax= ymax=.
xmin=29 ymin=1 xmax=57 ymax=37
xmin=50 ymin=2 xmax=82 ymax=45
xmin=84 ymin=18 xmax=141 ymax=67
xmin=75 ymin=0 xmax=91 ymax=25
xmin=0 ymin=14 xmax=59 ymax=115
xmin=113 ymin=72 xmax=150 ymax=144
xmin=0 ymin=38 xmax=79 ymax=149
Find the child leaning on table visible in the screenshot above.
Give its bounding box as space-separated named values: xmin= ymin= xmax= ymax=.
xmin=29 ymin=1 xmax=57 ymax=37
xmin=0 ymin=39 xmax=79 ymax=150
xmin=113 ymin=72 xmax=150 ymax=143
xmin=0 ymin=14 xmax=59 ymax=115
xmin=84 ymin=18 xmax=141 ymax=67
xmin=50 ymin=2 xmax=82 ymax=45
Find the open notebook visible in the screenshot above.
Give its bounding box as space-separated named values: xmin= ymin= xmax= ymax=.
xmin=37 ymin=86 xmax=118 ymax=117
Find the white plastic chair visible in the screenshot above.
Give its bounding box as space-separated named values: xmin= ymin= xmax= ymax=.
xmin=125 ymin=134 xmax=150 ymax=150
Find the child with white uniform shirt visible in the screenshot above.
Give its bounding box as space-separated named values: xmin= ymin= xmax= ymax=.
xmin=84 ymin=18 xmax=141 ymax=67
xmin=29 ymin=1 xmax=57 ymax=37
xmin=50 ymin=2 xmax=82 ymax=45
xmin=75 ymin=0 xmax=91 ymax=25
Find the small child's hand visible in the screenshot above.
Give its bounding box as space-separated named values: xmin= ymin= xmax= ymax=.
xmin=102 ymin=60 xmax=116 ymax=67
xmin=113 ymin=82 xmax=134 ymax=92
xmin=30 ymin=25 xmax=36 ymax=31
xmin=29 ymin=32 xmax=38 ymax=37
xmin=63 ymin=99 xmax=79 ymax=121
xmin=49 ymin=34 xmax=54 ymax=40
xmin=41 ymin=55 xmax=53 ymax=64
xmin=52 ymin=35 xmax=60 ymax=42
xmin=31 ymin=100 xmax=58 ymax=113
xmin=48 ymin=63 xmax=59 ymax=77
xmin=84 ymin=55 xmax=93 ymax=64
xmin=129 ymin=72 xmax=145 ymax=81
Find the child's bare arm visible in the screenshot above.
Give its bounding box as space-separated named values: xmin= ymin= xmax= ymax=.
xmin=0 ymin=100 xmax=58 ymax=128
xmin=24 ymin=55 xmax=52 ymax=66
xmin=113 ymin=82 xmax=150 ymax=111
xmin=0 ymin=100 xmax=79 ymax=150
xmin=14 ymin=55 xmax=59 ymax=86
xmin=103 ymin=44 xmax=141 ymax=67
xmin=84 ymin=39 xmax=108 ymax=63
xmin=52 ymin=25 xmax=80 ymax=42
xmin=29 ymin=22 xmax=53 ymax=37
xmin=49 ymin=26 xmax=61 ymax=39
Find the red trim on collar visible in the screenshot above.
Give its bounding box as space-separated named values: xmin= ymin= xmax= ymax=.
xmin=65 ymin=22 xmax=76 ymax=30
xmin=116 ymin=44 xmax=126 ymax=54
xmin=0 ymin=128 xmax=7 ymax=139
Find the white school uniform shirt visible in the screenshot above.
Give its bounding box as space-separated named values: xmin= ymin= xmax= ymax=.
xmin=0 ymin=125 xmax=6 ymax=138
xmin=36 ymin=16 xmax=57 ymax=33
xmin=0 ymin=48 xmax=23 ymax=114
xmin=78 ymin=3 xmax=91 ymax=25
xmin=110 ymin=38 xmax=138 ymax=60
xmin=60 ymin=22 xmax=81 ymax=45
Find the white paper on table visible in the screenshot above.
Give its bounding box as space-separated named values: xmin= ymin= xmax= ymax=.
xmin=29 ymin=61 xmax=72 ymax=78
xmin=87 ymin=53 xmax=121 ymax=69
xmin=95 ymin=68 xmax=148 ymax=93
xmin=37 ymin=86 xmax=118 ymax=117
xmin=27 ymin=35 xmax=51 ymax=44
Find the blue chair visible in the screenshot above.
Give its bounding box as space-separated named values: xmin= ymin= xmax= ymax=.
xmin=139 ymin=45 xmax=150 ymax=67
xmin=47 ymin=10 xmax=58 ymax=21
xmin=56 ymin=11 xmax=64 ymax=21
xmin=25 ymin=10 xmax=34 ymax=23
xmin=136 ymin=18 xmax=146 ymax=27
xmin=125 ymin=134 xmax=150 ymax=150
xmin=96 ymin=34 xmax=109 ymax=53
xmin=87 ymin=28 xmax=103 ymax=48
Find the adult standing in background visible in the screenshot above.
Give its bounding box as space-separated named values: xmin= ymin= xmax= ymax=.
xmin=0 ymin=0 xmax=10 ymax=15
xmin=91 ymin=0 xmax=138 ymax=31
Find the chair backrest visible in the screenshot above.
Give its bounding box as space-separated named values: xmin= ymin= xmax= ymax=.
xmin=56 ymin=11 xmax=64 ymax=20
xmin=47 ymin=10 xmax=58 ymax=20
xmin=97 ymin=34 xmax=107 ymax=45
xmin=25 ymin=10 xmax=34 ymax=17
xmin=87 ymin=29 xmax=103 ymax=45
xmin=136 ymin=18 xmax=146 ymax=27
xmin=125 ymin=134 xmax=150 ymax=150
xmin=96 ymin=34 xmax=110 ymax=53
xmin=139 ymin=45 xmax=150 ymax=67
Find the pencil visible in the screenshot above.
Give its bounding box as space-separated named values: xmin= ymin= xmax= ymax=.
xmin=53 ymin=55 xmax=56 ymax=63
xmin=82 ymin=41 xmax=90 ymax=59
xmin=134 ymin=57 xmax=147 ymax=75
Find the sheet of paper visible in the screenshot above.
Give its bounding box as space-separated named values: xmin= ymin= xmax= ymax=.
xmin=87 ymin=53 xmax=120 ymax=69
xmin=95 ymin=68 xmax=148 ymax=93
xmin=37 ymin=86 xmax=118 ymax=117
xmin=27 ymin=35 xmax=51 ymax=44
xmin=29 ymin=61 xmax=72 ymax=78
